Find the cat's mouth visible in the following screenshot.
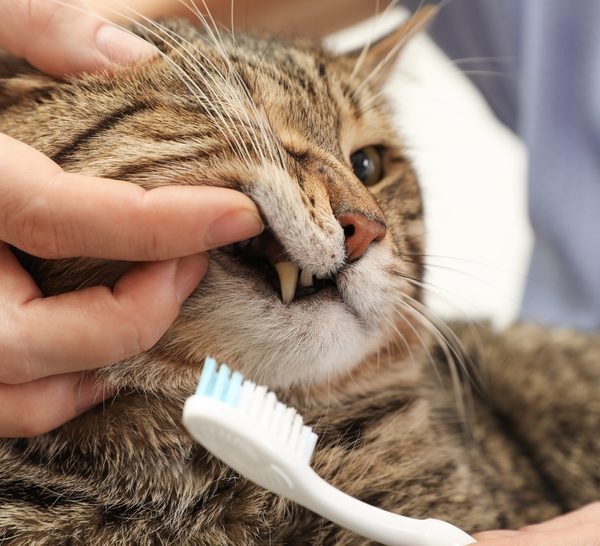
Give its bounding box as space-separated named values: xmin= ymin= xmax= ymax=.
xmin=221 ymin=228 xmax=338 ymax=304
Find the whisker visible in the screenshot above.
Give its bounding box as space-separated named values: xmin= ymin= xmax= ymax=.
xmin=450 ymin=56 xmax=514 ymax=65
xmin=388 ymin=274 xmax=483 ymax=436
xmin=69 ymin=0 xmax=252 ymax=165
xmin=456 ymin=70 xmax=513 ymax=80
xmin=350 ymin=0 xmax=400 ymax=80
xmin=131 ymin=7 xmax=263 ymax=164
xmin=352 ymin=2 xmax=424 ymax=96
xmin=394 ymin=297 xmax=472 ymax=429
xmin=71 ymin=0 xmax=280 ymax=170
xmin=174 ymin=0 xmax=286 ymax=169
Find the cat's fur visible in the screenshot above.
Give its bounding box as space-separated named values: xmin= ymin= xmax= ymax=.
xmin=0 ymin=12 xmax=599 ymax=545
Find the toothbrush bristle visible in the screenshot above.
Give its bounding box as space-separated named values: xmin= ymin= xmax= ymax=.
xmin=196 ymin=357 xmax=244 ymax=406
xmin=196 ymin=357 xmax=318 ymax=463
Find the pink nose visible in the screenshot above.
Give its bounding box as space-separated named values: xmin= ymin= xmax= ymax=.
xmin=336 ymin=213 xmax=387 ymax=261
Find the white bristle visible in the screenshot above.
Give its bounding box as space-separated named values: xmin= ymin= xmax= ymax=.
xmin=260 ymin=392 xmax=278 ymax=428
xmin=288 ymin=414 xmax=304 ymax=451
xmin=270 ymin=402 xmax=286 ymax=434
xmin=249 ymin=385 xmax=268 ymax=420
xmin=296 ymin=426 xmax=310 ymax=460
xmin=238 ymin=380 xmax=255 ymax=413
xmin=278 ymin=407 xmax=297 ymax=443
xmin=304 ymin=431 xmax=318 ymax=464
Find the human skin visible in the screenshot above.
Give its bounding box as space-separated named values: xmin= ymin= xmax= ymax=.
xmin=473 ymin=502 xmax=600 ymax=545
xmin=96 ymin=0 xmax=391 ymax=37
xmin=0 ymin=0 xmax=264 ymax=437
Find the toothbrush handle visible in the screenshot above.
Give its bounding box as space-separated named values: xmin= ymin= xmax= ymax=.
xmin=295 ymin=469 xmax=475 ymax=546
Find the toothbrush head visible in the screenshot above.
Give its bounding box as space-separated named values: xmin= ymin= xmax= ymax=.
xmin=183 ymin=357 xmax=318 ymax=494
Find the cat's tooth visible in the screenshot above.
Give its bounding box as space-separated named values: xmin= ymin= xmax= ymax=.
xmin=300 ymin=268 xmax=313 ymax=287
xmin=274 ymin=262 xmax=299 ymax=304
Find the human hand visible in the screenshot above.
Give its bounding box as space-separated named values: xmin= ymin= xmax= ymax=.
xmin=0 ymin=1 xmax=264 ymax=437
xmin=474 ymin=502 xmax=600 ymax=545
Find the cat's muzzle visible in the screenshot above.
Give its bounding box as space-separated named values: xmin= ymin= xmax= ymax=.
xmin=221 ymin=228 xmax=337 ymax=304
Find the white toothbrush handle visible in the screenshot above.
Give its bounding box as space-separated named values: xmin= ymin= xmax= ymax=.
xmin=293 ymin=469 xmax=475 ymax=546
xmin=183 ymin=394 xmax=474 ymax=546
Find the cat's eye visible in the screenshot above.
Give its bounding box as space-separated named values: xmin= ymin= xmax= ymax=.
xmin=350 ymin=146 xmax=384 ymax=187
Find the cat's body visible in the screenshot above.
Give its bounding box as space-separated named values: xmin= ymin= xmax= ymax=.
xmin=1 ymin=322 xmax=599 ymax=545
xmin=0 ymin=13 xmax=598 ymax=545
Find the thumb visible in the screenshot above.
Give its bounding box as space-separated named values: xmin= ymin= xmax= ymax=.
xmin=0 ymin=0 xmax=157 ymax=78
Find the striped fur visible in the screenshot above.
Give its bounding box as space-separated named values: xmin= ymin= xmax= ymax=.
xmin=0 ymin=17 xmax=599 ymax=545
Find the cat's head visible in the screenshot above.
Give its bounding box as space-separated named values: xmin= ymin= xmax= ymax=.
xmin=0 ymin=9 xmax=434 ymax=394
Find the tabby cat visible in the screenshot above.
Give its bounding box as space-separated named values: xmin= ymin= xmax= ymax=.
xmin=0 ymin=8 xmax=599 ymax=545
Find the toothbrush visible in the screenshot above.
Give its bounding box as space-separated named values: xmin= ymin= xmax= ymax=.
xmin=183 ymin=358 xmax=476 ymax=546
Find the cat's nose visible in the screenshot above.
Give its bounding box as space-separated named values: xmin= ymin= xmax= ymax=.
xmin=336 ymin=213 xmax=386 ymax=261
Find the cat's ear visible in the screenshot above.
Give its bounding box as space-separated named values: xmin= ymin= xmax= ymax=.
xmin=0 ymin=54 xmax=58 ymax=107
xmin=342 ymin=5 xmax=438 ymax=86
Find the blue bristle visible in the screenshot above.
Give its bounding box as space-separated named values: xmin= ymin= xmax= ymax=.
xmin=224 ymin=371 xmax=243 ymax=405
xmin=196 ymin=357 xmax=217 ymax=395
xmin=212 ymin=364 xmax=231 ymax=400
xmin=196 ymin=357 xmax=245 ymax=405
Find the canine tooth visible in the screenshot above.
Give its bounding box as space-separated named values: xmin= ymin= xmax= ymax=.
xmin=299 ymin=268 xmax=313 ymax=287
xmin=274 ymin=262 xmax=299 ymax=304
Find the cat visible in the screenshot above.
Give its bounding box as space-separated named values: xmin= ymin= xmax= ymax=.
xmin=0 ymin=8 xmax=599 ymax=545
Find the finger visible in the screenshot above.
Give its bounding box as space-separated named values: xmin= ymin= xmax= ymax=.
xmin=1 ymin=254 xmax=207 ymax=384
xmin=0 ymin=242 xmax=42 ymax=373
xmin=474 ymin=531 xmax=519 ymax=541
xmin=0 ymin=135 xmax=264 ymax=260
xmin=0 ymin=242 xmax=41 ymax=301
xmin=0 ymin=0 xmax=156 ymax=77
xmin=475 ymin=524 xmax=600 ymax=546
xmin=0 ymin=372 xmax=113 ymax=438
xmin=520 ymin=503 xmax=600 ymax=533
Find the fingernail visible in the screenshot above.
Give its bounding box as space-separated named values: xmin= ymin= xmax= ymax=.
xmin=74 ymin=376 xmax=116 ymax=414
xmin=175 ymin=253 xmax=209 ymax=304
xmin=95 ymin=24 xmax=158 ymax=66
xmin=205 ymin=209 xmax=264 ymax=248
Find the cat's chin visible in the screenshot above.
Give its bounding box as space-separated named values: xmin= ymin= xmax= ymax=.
xmin=97 ymin=243 xmax=418 ymax=396
xmin=153 ymin=242 xmax=416 ymax=389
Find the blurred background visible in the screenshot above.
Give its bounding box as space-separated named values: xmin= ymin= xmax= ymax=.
xmin=327 ymin=7 xmax=531 ymax=328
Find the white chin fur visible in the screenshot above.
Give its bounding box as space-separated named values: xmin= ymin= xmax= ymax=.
xmin=180 ymin=243 xmax=405 ymax=389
